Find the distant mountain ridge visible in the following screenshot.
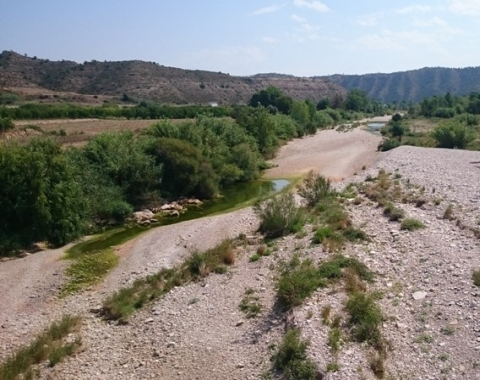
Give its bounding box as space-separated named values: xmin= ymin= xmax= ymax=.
xmin=0 ymin=51 xmax=344 ymax=105
xmin=319 ymin=66 xmax=480 ymax=103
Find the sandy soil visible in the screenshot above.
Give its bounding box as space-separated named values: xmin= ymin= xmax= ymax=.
xmin=265 ymin=126 xmax=383 ymax=181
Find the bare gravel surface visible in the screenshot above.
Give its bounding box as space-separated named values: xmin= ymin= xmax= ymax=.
xmin=3 ymin=131 xmax=480 ymax=379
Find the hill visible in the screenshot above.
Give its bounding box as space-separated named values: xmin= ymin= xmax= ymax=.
xmin=0 ymin=51 xmax=344 ymax=105
xmin=320 ymin=66 xmax=480 ymax=103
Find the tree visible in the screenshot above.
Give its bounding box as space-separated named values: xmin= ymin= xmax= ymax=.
xmin=344 ymin=89 xmax=370 ymax=112
xmin=149 ymin=138 xmax=217 ymax=198
xmin=0 ymin=117 xmax=14 ymax=132
xmin=249 ymin=86 xmax=293 ymax=114
xmin=432 ymin=120 xmax=477 ymax=149
xmin=0 ymin=138 xmax=86 ymax=250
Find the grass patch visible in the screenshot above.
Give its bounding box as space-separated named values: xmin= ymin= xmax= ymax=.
xmin=250 ymin=254 xmax=261 ymax=262
xmin=254 ymin=192 xmax=306 ymax=239
xmin=239 ymin=288 xmax=262 ymax=318
xmin=326 ymin=362 xmax=340 ymax=372
xmin=321 ymin=305 xmax=331 ymax=325
xmin=473 ymin=269 xmax=480 ymax=287
xmin=60 ymin=248 xmax=118 ymax=296
xmin=0 ymin=315 xmax=81 ymax=380
xmin=101 ymin=239 xmax=235 ymax=322
xmin=277 ymin=255 xmax=327 ymax=310
xmin=400 ymin=218 xmax=425 ymax=231
xmin=328 ymin=327 xmax=342 ymax=354
xmin=273 ymin=328 xmax=318 ymax=380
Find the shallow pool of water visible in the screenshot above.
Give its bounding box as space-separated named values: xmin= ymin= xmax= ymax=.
xmin=367 ymin=122 xmax=386 ymax=131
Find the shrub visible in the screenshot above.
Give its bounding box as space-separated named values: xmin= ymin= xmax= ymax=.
xmin=342 ymin=227 xmax=368 ymax=242
xmin=383 ymin=202 xmax=404 ymax=221
xmin=273 ymin=329 xmax=318 ymax=380
xmin=432 ymin=120 xmax=477 ymax=149
xmin=0 ymin=117 xmax=14 ymax=132
xmin=345 ymin=292 xmax=383 ymax=344
xmin=472 ymin=269 xmax=480 ymax=287
xmin=312 ymin=226 xmax=335 ymax=244
xmin=443 ymin=204 xmax=454 ymax=220
xmin=379 ymin=138 xmax=400 ymax=151
xmin=254 ymin=193 xmax=306 ymax=238
xmin=239 ymin=289 xmax=262 ymax=318
xmin=400 ymin=218 xmax=425 ymax=231
xmin=298 ymin=170 xmax=333 ymax=207
xmin=318 ymin=254 xmax=374 ymax=282
xmin=277 ymin=256 xmax=326 ymax=309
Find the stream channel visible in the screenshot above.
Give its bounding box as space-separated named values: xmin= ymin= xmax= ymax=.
xmin=68 ymin=179 xmax=290 ymax=255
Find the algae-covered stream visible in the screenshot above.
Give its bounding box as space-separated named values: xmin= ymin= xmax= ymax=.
xmin=67 ymin=179 xmax=290 ymax=258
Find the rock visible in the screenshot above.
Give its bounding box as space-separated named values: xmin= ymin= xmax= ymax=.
xmin=133 ymin=210 xmax=155 ymax=222
xmin=235 ymin=320 xmax=244 ymax=327
xmin=412 ymin=291 xmax=428 ymax=300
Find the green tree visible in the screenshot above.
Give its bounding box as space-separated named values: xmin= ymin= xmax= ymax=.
xmin=344 ymin=89 xmax=370 ymax=112
xmin=149 ymin=138 xmax=217 ymax=198
xmin=0 ymin=139 xmax=85 ymax=251
xmin=432 ymin=120 xmax=477 ymax=149
xmin=249 ymin=86 xmax=293 ymax=114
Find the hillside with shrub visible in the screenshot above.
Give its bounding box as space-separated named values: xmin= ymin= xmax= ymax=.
xmin=0 ymin=51 xmax=344 ymax=105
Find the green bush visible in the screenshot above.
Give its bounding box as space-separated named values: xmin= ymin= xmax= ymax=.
xmin=273 ymin=329 xmax=318 ymax=380
xmin=298 ymin=170 xmax=333 ymax=207
xmin=400 ymin=218 xmax=425 ymax=231
xmin=254 ymin=193 xmax=306 ymax=238
xmin=342 ymin=227 xmax=368 ymax=241
xmin=379 ymin=138 xmax=400 ymax=151
xmin=432 ymin=120 xmax=477 ymax=149
xmin=277 ymin=256 xmax=326 ymax=309
xmin=318 ymin=254 xmax=374 ymax=282
xmin=313 ymin=226 xmax=336 ymax=244
xmin=472 ymin=270 xmax=480 ymax=287
xmin=0 ymin=117 xmax=14 ymax=132
xmin=345 ymin=292 xmax=383 ymax=344
xmin=383 ymin=202 xmax=404 ymax=221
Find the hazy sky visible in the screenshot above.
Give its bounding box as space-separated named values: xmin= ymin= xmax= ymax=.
xmin=1 ymin=0 xmax=479 ymax=76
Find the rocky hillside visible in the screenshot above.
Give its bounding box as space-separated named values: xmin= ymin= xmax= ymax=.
xmin=0 ymin=51 xmax=344 ymax=105
xmin=321 ymin=66 xmax=480 ymax=103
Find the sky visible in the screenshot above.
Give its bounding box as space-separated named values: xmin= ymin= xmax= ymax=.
xmin=1 ymin=0 xmax=479 ymax=77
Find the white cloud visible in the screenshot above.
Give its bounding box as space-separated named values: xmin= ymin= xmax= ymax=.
xmin=356 ymin=14 xmax=379 ymax=27
xmin=413 ymin=16 xmax=448 ymax=27
xmin=290 ymin=14 xmax=320 ymax=40
xmin=293 ymin=0 xmax=329 ymax=13
xmin=395 ymin=5 xmax=431 ymax=14
xmin=449 ymin=0 xmax=480 ymax=16
xmin=262 ymin=36 xmax=279 ymax=44
xmin=252 ymin=5 xmax=283 ymax=16
xmin=357 ymin=29 xmax=435 ymax=52
xmin=291 ymin=13 xmax=307 ymax=23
